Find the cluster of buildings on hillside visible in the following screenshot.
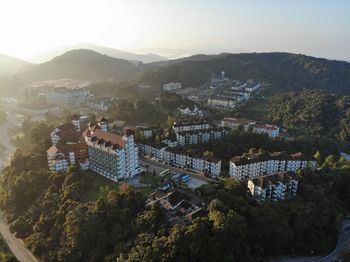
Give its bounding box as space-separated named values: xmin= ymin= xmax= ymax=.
xmin=172 ymin=72 xmax=262 ymax=110
xmin=221 ymin=117 xmax=280 ymax=138
xmin=46 ymin=116 xmax=140 ymax=182
xmin=229 ymin=151 xmax=316 ymax=180
xmin=139 ymin=143 xmax=222 ymax=177
xmin=46 ymin=86 xmax=116 ymax=112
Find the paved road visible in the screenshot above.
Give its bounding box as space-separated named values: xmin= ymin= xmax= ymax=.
xmin=140 ymin=157 xmax=216 ymax=183
xmin=0 ymin=211 xmax=38 ymax=262
xmin=0 ymin=103 xmax=38 ymax=262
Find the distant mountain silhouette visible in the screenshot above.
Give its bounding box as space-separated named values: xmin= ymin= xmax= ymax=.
xmin=0 ymin=53 xmax=30 ymax=76
xmin=27 ymin=43 xmax=168 ymax=64
xmin=18 ymin=49 xmax=139 ymax=81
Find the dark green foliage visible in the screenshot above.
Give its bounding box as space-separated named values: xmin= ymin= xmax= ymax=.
xmin=268 ymin=90 xmax=350 ymax=150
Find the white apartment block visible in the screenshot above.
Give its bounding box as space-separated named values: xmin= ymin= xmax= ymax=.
xmin=229 ymin=152 xmax=316 ymax=181
xmin=172 ymin=122 xmax=210 ymax=134
xmin=221 ymin=117 xmax=256 ymax=131
xmin=175 ymin=128 xmax=228 ymax=146
xmin=46 ymin=87 xmax=92 ymax=106
xmin=84 ymin=128 xmax=139 ymax=182
xmin=247 ymin=172 xmax=299 ymax=203
xmin=207 ymin=97 xmax=236 ymax=108
xmin=253 ymin=124 xmax=279 ymax=138
xmin=139 ymin=143 xmax=221 ymax=177
xmin=163 ymin=82 xmax=182 ymax=91
xmin=87 ymin=99 xmax=111 ymax=111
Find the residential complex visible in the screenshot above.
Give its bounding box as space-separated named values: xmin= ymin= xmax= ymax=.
xmin=84 ymin=127 xmax=139 ymax=182
xmin=46 ymin=86 xmax=92 ymax=106
xmin=176 ymin=128 xmax=228 ymax=146
xmin=229 ymin=151 xmax=316 ymax=180
xmin=247 ymin=171 xmax=299 ymax=203
xmin=87 ymin=97 xmax=112 ymax=111
xmin=163 ymin=82 xmax=182 ymax=91
xmin=139 ymin=143 xmax=221 ymax=176
xmin=221 ymin=117 xmax=280 ymax=138
xmin=173 ymin=121 xmax=210 ymax=133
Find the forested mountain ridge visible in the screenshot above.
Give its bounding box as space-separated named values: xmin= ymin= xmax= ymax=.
xmin=17 ymin=49 xmax=139 ymax=81
xmin=140 ymin=52 xmax=350 ymax=94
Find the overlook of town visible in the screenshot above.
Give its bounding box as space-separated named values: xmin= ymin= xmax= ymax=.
xmin=0 ymin=1 xmax=350 ymax=262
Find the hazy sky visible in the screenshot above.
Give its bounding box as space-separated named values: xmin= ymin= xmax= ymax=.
xmin=0 ymin=0 xmax=349 ymax=61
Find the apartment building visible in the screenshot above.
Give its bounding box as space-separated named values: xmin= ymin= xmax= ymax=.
xmin=87 ymin=98 xmax=112 ymax=111
xmin=47 ymin=142 xmax=89 ymax=173
xmin=50 ymin=122 xmax=81 ymax=145
xmin=84 ymin=127 xmax=139 ymax=182
xmin=139 ymin=143 xmax=221 ymax=176
xmin=220 ymin=117 xmax=256 ymax=131
xmin=163 ymin=82 xmax=182 ymax=91
xmin=247 ymin=172 xmax=299 ymax=203
xmin=176 ymin=128 xmax=229 ymax=146
xmin=46 ymin=87 xmax=92 ymax=106
xmin=173 ymin=121 xmax=210 ymax=134
xmin=229 ymin=151 xmax=316 ymax=180
xmin=253 ymin=124 xmax=279 ymax=138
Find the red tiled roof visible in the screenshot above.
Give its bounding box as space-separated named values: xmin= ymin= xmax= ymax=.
xmin=87 ymin=129 xmax=127 ymax=148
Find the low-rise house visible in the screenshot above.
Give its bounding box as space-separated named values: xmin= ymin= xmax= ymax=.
xmin=229 ymin=151 xmax=316 ymax=180
xmin=247 ymin=172 xmax=299 ymax=203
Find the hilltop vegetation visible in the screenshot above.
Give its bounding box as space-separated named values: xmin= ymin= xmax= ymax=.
xmin=141 ymin=52 xmax=350 ymax=94
xmin=18 ymin=49 xmax=138 ymax=81
xmin=268 ymin=90 xmax=350 ymax=150
xmin=3 ymin=51 xmax=348 ymax=97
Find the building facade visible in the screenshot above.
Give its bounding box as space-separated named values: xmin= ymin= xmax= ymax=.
xmin=138 ymin=143 xmax=221 ymax=177
xmin=229 ymin=152 xmax=316 ymax=180
xmin=84 ymin=128 xmax=139 ymax=182
xmin=247 ymin=172 xmax=299 ymax=203
xmin=46 ymin=87 xmax=92 ymax=106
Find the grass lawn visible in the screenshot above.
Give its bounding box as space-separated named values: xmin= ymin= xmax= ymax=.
xmin=139 ymin=173 xmax=162 ymax=184
xmin=83 ymin=171 xmax=120 ymax=202
xmin=82 ymin=171 xmax=159 ymax=201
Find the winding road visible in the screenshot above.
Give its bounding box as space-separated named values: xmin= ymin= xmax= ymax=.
xmin=0 ymin=103 xmax=39 ymax=262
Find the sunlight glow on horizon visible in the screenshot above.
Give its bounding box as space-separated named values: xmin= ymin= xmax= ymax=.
xmin=0 ymin=0 xmax=349 ymax=61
